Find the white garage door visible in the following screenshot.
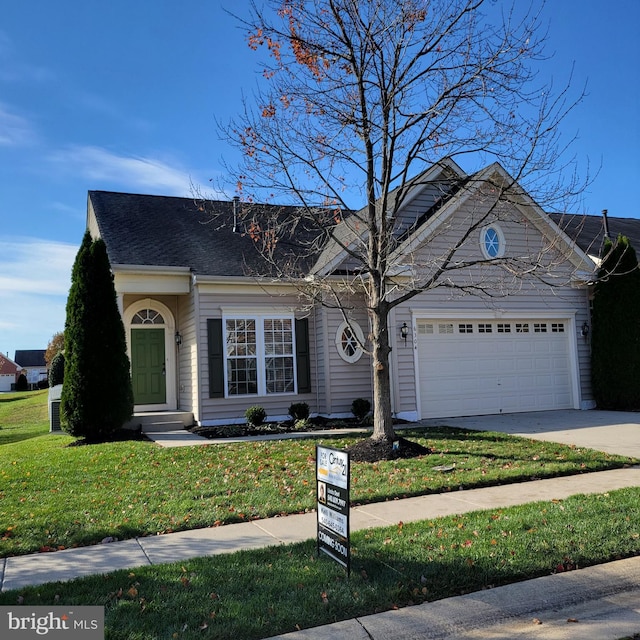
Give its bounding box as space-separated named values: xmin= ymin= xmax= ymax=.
xmin=417 ymin=319 xmax=573 ymax=419
xmin=0 ymin=374 xmax=14 ymax=392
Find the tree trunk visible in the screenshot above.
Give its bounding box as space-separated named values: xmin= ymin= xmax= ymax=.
xmin=369 ymin=304 xmax=396 ymax=441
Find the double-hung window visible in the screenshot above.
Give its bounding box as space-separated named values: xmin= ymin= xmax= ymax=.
xmin=225 ymin=316 xmax=295 ymax=396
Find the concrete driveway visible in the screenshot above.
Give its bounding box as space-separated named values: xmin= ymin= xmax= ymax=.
xmin=420 ymin=409 xmax=640 ymax=459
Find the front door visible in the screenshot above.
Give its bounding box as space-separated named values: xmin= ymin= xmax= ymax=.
xmin=131 ymin=328 xmax=166 ymax=405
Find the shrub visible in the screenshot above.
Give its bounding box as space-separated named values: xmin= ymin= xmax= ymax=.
xmin=288 ymin=402 xmax=310 ymax=421
xmin=351 ymin=398 xmax=371 ymax=421
xmin=245 ymin=405 xmax=267 ymax=427
xmin=592 ymin=235 xmax=640 ymax=409
xmin=15 ymin=374 xmax=28 ymax=392
xmin=49 ymin=352 xmax=65 ymax=387
xmin=61 ymin=232 xmax=134 ymax=441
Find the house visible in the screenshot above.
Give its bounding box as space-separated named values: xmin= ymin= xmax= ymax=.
xmin=13 ymin=350 xmax=47 ymax=389
xmin=86 ymin=158 xmax=601 ymax=426
xmin=0 ymin=354 xmax=22 ymax=392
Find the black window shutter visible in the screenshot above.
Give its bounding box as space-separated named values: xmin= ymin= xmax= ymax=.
xmin=207 ymin=319 xmax=224 ymax=398
xmin=295 ymin=318 xmax=311 ymax=394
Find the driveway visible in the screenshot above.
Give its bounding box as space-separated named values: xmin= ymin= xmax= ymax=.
xmin=420 ymin=409 xmax=640 ymax=459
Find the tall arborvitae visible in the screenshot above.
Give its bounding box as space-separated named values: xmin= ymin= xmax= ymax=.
xmin=61 ymin=232 xmax=134 ymax=440
xmin=591 ymin=234 xmax=640 ymax=410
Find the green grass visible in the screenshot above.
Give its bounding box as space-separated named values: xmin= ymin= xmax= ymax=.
xmin=1 ymin=487 xmax=638 ymax=640
xmin=0 ymin=390 xmax=49 ymax=445
xmin=0 ymin=391 xmax=636 ymax=557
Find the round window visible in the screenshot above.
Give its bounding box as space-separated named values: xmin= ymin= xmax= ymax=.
xmin=335 ymin=321 xmax=365 ymax=363
xmin=480 ymin=224 xmax=505 ymax=259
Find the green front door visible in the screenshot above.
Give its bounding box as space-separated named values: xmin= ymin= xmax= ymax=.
xmin=131 ymin=328 xmax=166 ymax=405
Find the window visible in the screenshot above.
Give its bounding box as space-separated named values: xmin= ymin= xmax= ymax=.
xmin=551 ymin=323 xmax=565 ymax=333
xmin=480 ymin=224 xmax=505 ymax=259
xmin=458 ymin=323 xmax=473 ymax=334
xmin=534 ymin=323 xmax=548 ymax=333
xmin=418 ymin=323 xmax=434 ymax=334
xmin=515 ymin=323 xmax=529 ymax=333
xmin=132 ymin=309 xmax=165 ymax=324
xmin=335 ymin=321 xmax=365 ymax=363
xmin=497 ymin=323 xmax=511 ymax=333
xmin=225 ymin=317 xmax=295 ymax=396
xmin=478 ymin=323 xmax=493 ymax=333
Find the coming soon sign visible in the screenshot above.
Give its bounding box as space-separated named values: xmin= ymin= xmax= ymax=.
xmin=316 ymin=445 xmax=350 ymax=574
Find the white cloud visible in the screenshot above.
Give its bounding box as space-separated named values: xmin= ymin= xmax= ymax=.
xmin=48 ymin=145 xmax=199 ymax=196
xmin=0 ymin=238 xmax=76 ymax=357
xmin=0 ymin=102 xmax=37 ymax=147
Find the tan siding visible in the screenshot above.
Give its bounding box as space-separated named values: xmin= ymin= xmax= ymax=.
xmin=196 ymin=290 xmax=321 ymax=424
xmin=323 ymin=304 xmax=372 ymax=415
xmin=391 ymin=196 xmax=593 ymax=416
xmin=177 ymin=294 xmax=197 ymax=413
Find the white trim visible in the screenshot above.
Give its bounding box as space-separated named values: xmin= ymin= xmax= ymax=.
xmin=222 ymin=312 xmax=298 ymax=398
xmin=123 ymin=298 xmax=177 ymax=411
xmin=334 ymin=320 xmax=365 ymax=363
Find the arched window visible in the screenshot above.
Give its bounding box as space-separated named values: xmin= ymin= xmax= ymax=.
xmin=131 ymin=309 xmax=165 ymax=325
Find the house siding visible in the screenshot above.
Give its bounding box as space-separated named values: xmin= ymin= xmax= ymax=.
xmin=390 ymin=195 xmax=593 ymax=417
xmin=322 ymin=304 xmax=372 ymax=416
xmin=196 ymin=289 xmax=319 ymax=424
xmin=177 ymin=292 xmax=198 ymax=415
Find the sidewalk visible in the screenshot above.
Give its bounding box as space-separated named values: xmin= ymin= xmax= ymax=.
xmin=2 ymin=467 xmax=639 ymax=576
xmin=2 ymin=410 xmax=640 ymax=639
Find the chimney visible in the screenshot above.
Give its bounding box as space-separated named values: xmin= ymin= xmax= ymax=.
xmin=602 ymin=209 xmax=611 ymax=241
xmin=232 ymin=196 xmax=240 ymax=233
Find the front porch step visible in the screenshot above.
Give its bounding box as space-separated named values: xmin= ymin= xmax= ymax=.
xmin=124 ymin=411 xmax=194 ymax=433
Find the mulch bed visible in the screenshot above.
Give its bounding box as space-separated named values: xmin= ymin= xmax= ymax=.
xmin=190 ymin=417 xmax=430 ymax=463
xmin=346 ymin=436 xmax=431 ymax=462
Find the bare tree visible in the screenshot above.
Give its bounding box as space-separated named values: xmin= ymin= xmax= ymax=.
xmin=216 ymin=0 xmax=587 ymax=442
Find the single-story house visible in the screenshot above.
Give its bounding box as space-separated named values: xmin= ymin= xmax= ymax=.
xmin=0 ymin=354 xmax=22 ymax=392
xmin=86 ymin=158 xmax=619 ymax=426
xmin=13 ymin=350 xmax=47 ymax=388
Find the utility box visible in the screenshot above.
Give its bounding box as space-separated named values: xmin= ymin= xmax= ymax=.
xmin=48 ymin=385 xmax=63 ymax=432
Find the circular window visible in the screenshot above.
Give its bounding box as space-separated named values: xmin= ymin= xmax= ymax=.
xmin=335 ymin=321 xmax=365 ymax=363
xmin=480 ymin=224 xmax=505 ymax=259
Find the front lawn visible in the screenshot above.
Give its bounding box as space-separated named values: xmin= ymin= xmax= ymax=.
xmin=1 ymin=488 xmax=638 ymax=640
xmin=0 ymin=391 xmax=636 ymax=557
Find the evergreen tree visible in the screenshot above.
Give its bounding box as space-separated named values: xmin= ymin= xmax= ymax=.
xmin=591 ymin=235 xmax=640 ymax=410
xmin=61 ymin=232 xmax=134 ymax=440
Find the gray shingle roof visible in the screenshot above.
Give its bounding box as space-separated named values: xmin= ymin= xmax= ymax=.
xmin=89 ymin=191 xmax=323 ymax=277
xmin=550 ymin=213 xmax=640 ymax=258
xmin=14 ymin=350 xmax=46 ymax=367
xmin=89 ymin=191 xmax=640 ymax=279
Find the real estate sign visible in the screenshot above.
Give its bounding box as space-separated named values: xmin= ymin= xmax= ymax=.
xmin=316 ymin=445 xmax=350 ymax=574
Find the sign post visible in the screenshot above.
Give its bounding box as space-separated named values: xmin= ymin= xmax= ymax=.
xmin=316 ymin=444 xmax=350 ymax=575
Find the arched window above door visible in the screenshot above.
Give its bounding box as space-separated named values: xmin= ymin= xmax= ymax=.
xmin=131 ymin=309 xmax=165 ymax=325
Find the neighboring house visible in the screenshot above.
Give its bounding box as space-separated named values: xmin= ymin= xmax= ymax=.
xmin=0 ymin=354 xmax=21 ymax=392
xmin=86 ymin=158 xmax=603 ymax=426
xmin=14 ymin=350 xmax=47 ymax=388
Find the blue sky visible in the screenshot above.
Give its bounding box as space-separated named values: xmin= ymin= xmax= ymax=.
xmin=1 ymin=0 xmax=638 ymax=361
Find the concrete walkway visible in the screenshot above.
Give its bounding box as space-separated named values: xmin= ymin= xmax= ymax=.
xmin=2 ymin=409 xmax=640 ymax=639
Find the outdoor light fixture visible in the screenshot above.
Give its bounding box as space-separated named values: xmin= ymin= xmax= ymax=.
xmin=581 ymin=322 xmax=589 ymax=339
xmin=400 ymin=322 xmax=409 ymax=342
xmin=175 ymin=330 xmax=183 ymax=347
